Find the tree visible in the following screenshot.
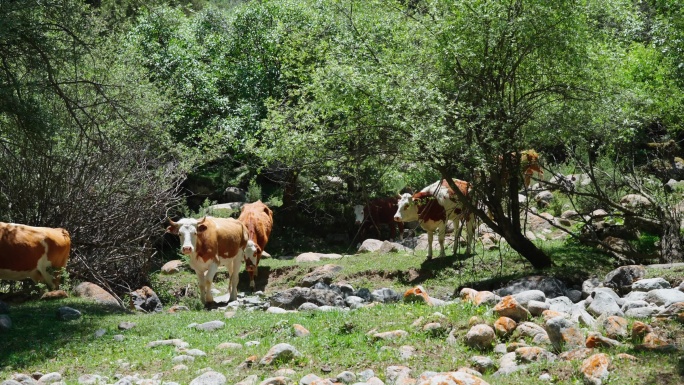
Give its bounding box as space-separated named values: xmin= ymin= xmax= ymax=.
xmin=0 ymin=0 xmax=186 ymax=295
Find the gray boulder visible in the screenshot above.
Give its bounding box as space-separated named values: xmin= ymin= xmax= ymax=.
xmin=545 ymin=317 xmax=585 ymax=352
xmin=371 ymin=288 xmax=401 ymax=303
xmin=513 ymin=290 xmax=546 ymax=308
xmin=587 ymin=290 xmax=624 ymax=317
xmin=57 ymin=306 xmax=82 ymax=321
xmin=300 ymin=264 xmax=343 ymax=287
xmin=129 ymin=286 xmax=163 ymax=313
xmin=495 ymin=276 xmax=568 ymax=298
xmin=644 ymin=289 xmax=684 ymax=307
xmin=0 ymin=314 xmax=11 ymax=331
xmin=603 ymin=265 xmax=646 ymax=292
xmin=189 ymin=371 xmax=227 ymax=385
xmin=270 ymin=287 xmax=345 ymax=309
xmin=632 ymin=277 xmax=671 ymax=291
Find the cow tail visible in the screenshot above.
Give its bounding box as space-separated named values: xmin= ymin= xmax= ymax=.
xmin=61 ymin=228 xmax=71 ymax=241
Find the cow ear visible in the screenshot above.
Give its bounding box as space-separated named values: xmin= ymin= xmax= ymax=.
xmin=166 ymin=225 xmax=178 ymax=235
xmin=197 ymin=224 xmax=208 ymax=233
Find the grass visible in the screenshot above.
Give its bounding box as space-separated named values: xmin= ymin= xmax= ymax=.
xmin=1 ymin=239 xmax=683 ymax=384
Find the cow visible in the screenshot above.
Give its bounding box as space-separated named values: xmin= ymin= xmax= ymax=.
xmin=238 ymin=200 xmax=273 ymax=290
xmin=166 ymin=216 xmax=257 ymax=304
xmin=520 ymin=149 xmax=544 ymax=187
xmin=0 ymin=222 xmax=70 ymax=290
xmin=498 ymin=149 xmax=543 ymax=188
xmin=353 ymin=197 xmax=404 ymax=241
xmin=394 ymin=179 xmax=476 ymax=259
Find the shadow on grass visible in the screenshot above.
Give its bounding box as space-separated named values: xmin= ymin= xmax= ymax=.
xmin=0 ymin=299 xmax=129 ymax=369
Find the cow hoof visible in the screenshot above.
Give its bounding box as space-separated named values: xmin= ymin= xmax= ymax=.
xmin=204 ymin=301 xmax=219 ymax=310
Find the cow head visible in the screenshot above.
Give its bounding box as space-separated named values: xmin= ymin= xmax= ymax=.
xmin=394 ymin=193 xmax=419 ymax=223
xmin=353 ymin=205 xmax=365 ymax=225
xmin=166 ymin=217 xmax=208 ymax=255
xmin=243 ymin=239 xmax=259 ymax=272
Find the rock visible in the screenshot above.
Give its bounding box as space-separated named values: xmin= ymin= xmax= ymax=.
xmin=580 ymin=353 xmax=611 ymax=385
xmin=172 ymin=355 xmax=195 ymax=363
xmin=0 ymin=301 xmax=8 ymax=314
xmin=38 ymin=373 xmax=62 ymax=383
xmin=270 ymin=287 xmax=345 ymax=309
xmin=601 ymin=316 xmax=628 ymax=340
xmin=493 ymin=296 xmax=531 ymax=321
xmin=0 ymin=314 xmax=11 ymax=331
xmin=460 ymin=288 xmax=478 ymax=303
xmin=571 ymin=306 xmax=596 ymax=329
xmin=495 ymin=276 xmax=568 ymax=298
xmin=535 ymin=191 xmax=554 ymax=206
xmin=118 ymin=321 xmax=136 ymax=330
xmin=295 ymin=253 xmax=343 ymax=262
xmin=293 ymin=324 xmax=310 ymax=337
xmin=358 ymin=239 xmax=384 ymax=253
xmin=470 ymin=356 xmax=496 ymax=373
xmin=217 ymin=342 xmax=242 ymax=350
xmin=542 ymin=310 xmax=568 ymax=322
xmin=415 ymin=371 xmax=490 ymax=385
xmin=625 ymin=306 xmax=661 ymax=318
xmin=512 ymin=290 xmax=546 ymax=307
xmin=147 ymin=339 xmax=189 ymax=349
xmin=587 ymin=290 xmax=623 ymax=318
xmin=527 ymin=300 xmax=550 ymax=316
xmin=585 ymin=332 xmax=622 ymax=348
xmin=189 ymin=371 xmax=227 ymax=385
xmin=77 ymin=374 xmax=107 ymax=384
xmin=73 ymin=282 xmax=121 ymax=308
xmin=465 ymin=324 xmax=496 ymax=350
xmin=545 ymin=316 xmax=585 ymax=352
xmin=493 ymin=317 xmax=516 ymax=338
xmin=644 ymin=288 xmax=684 ymax=307
xmin=386 ymin=365 xmax=412 ymax=385
xmin=582 ymin=278 xmax=602 ymax=299
xmin=513 ymin=322 xmax=550 ymax=344
xmin=161 ymin=260 xmax=183 ymax=274
xmin=259 ymin=343 xmax=302 ymax=365
xmin=224 ymin=186 xmax=247 ymax=202
xmin=656 ymin=301 xmax=684 ymax=318
xmin=300 ymin=264 xmax=343 ymax=287
xmin=473 ymin=291 xmax=498 ymax=307
xmin=57 ymin=306 xmax=82 ymax=321
xmin=371 ymin=288 xmax=401 ymax=303
xmin=515 ymin=346 xmax=557 ymax=363
xmin=129 ymin=286 xmax=163 ymax=313
xmin=632 ymin=278 xmax=671 ymax=291
xmin=603 ymin=265 xmax=646 ymax=291
xmin=257 ymin=376 xmax=290 ymax=385
xmin=373 ymin=330 xmax=408 ymax=340
xmin=195 ymin=321 xmax=225 ymax=331
xmin=559 ymin=348 xmax=594 ymax=361
xmin=493 ymin=352 xmax=526 ymax=376
xmin=548 ymin=296 xmax=574 ymax=313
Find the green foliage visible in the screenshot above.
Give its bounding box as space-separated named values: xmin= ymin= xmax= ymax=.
xmin=246 ymin=179 xmax=262 ymax=203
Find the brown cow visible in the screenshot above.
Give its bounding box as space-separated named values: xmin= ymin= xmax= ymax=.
xmin=237 ymin=200 xmax=273 ymax=290
xmin=0 ymin=222 xmax=71 ymax=289
xmin=167 ymin=216 xmax=256 ymax=304
xmin=354 ymin=197 xmax=405 ymax=241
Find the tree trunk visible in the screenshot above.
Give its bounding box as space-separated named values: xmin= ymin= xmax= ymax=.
xmin=660 ymin=216 xmax=684 ymax=263
xmin=501 ymin=226 xmax=554 ymax=268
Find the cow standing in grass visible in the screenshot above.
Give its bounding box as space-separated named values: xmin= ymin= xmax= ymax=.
xmin=167 ymin=217 xmax=256 ymax=304
xmin=238 ymin=200 xmax=273 ymax=290
xmin=394 ymin=179 xmax=476 ymax=259
xmin=0 ymin=222 xmax=71 ymax=290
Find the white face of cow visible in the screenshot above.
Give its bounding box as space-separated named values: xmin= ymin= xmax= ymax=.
xmin=167 ymin=218 xmax=203 ymax=255
xmin=353 ymin=205 xmax=365 ymax=225
xmin=394 ymin=193 xmax=419 ymax=223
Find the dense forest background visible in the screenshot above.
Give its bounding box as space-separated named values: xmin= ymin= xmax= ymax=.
xmin=1 ymin=0 xmax=683 ymax=295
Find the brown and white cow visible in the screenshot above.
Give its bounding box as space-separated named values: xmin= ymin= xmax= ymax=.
xmin=0 ymin=222 xmax=71 ymax=290
xmin=167 ymin=216 xmax=257 ymax=304
xmin=353 ymin=197 xmax=404 ymax=241
xmin=238 ymin=200 xmax=273 ymax=290
xmin=394 ymin=179 xmax=476 ymax=259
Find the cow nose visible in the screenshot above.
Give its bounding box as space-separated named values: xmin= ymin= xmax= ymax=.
xmin=394 ymin=216 xmax=401 ymax=222
xmin=182 ymin=246 xmax=193 ymax=254
xmin=355 ymin=220 xmax=361 ymax=225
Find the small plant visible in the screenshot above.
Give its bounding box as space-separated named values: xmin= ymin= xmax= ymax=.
xmin=246 ymin=179 xmax=262 ymax=202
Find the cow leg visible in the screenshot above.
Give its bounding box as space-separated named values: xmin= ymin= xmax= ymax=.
xmin=195 ymin=270 xmax=208 ymax=304
xmin=426 ymin=229 xmax=434 ymax=260
xmin=437 ymin=222 xmax=447 ymax=259
xmin=397 ymin=222 xmax=404 ymax=241
xmin=204 ymin=264 xmax=218 ymax=303
xmin=227 ymin=256 xmax=242 ymax=301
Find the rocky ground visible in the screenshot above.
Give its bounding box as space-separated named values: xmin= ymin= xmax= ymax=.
xmin=2 ymin=260 xmax=683 ymax=385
